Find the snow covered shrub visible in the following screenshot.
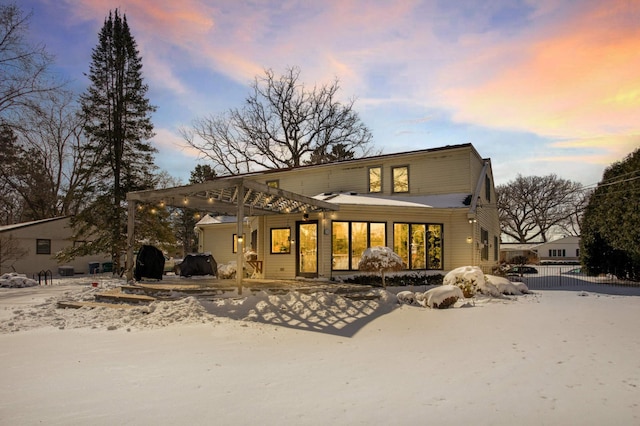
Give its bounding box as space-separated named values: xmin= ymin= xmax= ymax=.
xmin=358 ymin=246 xmax=405 ymax=288
xmin=0 ymin=273 xmax=38 ymax=288
xmin=422 ymin=285 xmax=464 ymax=309
xmin=396 ymin=290 xmax=416 ymax=305
xmin=218 ymin=262 xmax=237 ymax=279
xmin=443 ymin=266 xmax=485 ymax=297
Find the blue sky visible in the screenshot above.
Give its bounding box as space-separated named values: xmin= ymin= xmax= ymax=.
xmin=19 ymin=0 xmax=640 ymax=186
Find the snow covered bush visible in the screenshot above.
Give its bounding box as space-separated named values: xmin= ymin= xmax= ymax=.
xmin=422 ymin=285 xmax=464 ymax=309
xmin=358 ymin=246 xmax=405 ymax=288
xmin=0 ymin=273 xmax=38 ymax=288
xmin=218 ymin=262 xmax=237 ymax=279
xmin=443 ymin=266 xmax=485 ymax=297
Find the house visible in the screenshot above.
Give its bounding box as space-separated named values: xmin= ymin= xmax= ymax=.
xmin=0 ymin=216 xmax=111 ymax=277
xmin=534 ymin=236 xmax=581 ymax=264
xmin=499 ymin=243 xmax=540 ymax=263
xmin=126 ymin=143 xmax=500 ymax=284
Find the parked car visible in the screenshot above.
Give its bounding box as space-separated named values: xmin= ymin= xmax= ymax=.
xmin=562 ymin=267 xmax=583 ymax=275
xmin=507 ymin=266 xmax=539 ymax=275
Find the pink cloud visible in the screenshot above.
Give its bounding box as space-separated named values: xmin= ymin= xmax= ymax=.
xmin=437 ymin=0 xmax=640 ymax=141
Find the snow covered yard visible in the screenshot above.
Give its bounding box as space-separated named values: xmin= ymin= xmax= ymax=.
xmin=1 ymin=275 xmax=639 ymax=425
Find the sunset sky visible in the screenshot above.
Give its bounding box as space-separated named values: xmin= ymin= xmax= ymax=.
xmin=18 ymin=0 xmax=640 ymax=186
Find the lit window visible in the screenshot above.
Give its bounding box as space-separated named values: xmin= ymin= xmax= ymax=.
xmin=392 ymin=166 xmax=409 ymax=193
xmin=232 ymin=234 xmax=246 ymax=253
xmin=270 ymin=228 xmax=291 ymax=254
xmin=368 ymin=166 xmax=382 ymax=193
xmin=331 ymin=221 xmax=386 ymax=270
xmin=266 ymin=180 xmax=279 ymax=189
xmin=394 ymin=223 xmax=443 ymax=270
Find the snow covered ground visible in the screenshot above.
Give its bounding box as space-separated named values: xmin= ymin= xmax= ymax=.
xmin=1 ymin=273 xmax=639 ymax=425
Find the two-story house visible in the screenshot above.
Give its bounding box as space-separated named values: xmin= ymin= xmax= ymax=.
xmin=126 ymin=143 xmax=500 ymax=283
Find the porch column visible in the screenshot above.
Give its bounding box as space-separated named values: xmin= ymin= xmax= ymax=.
xmin=236 ymin=183 xmax=244 ymax=290
xmin=126 ymin=200 xmax=136 ymax=282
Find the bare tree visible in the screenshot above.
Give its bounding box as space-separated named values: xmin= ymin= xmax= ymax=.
xmin=0 ymin=4 xmax=60 ymax=125
xmin=497 ymin=174 xmax=584 ymax=243
xmin=0 ymin=234 xmax=28 ymax=274
xmin=182 ymin=66 xmax=375 ymax=175
xmin=0 ymin=91 xmax=99 ymax=220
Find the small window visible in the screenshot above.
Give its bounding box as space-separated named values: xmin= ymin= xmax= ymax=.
xmin=485 ymin=176 xmax=491 ymax=202
xmin=368 ymin=166 xmax=382 ymax=193
xmin=266 ymin=180 xmax=279 ymax=189
xmin=232 ymin=234 xmax=246 ymax=253
xmin=36 ymin=239 xmax=51 ymax=255
xmin=270 ymin=228 xmax=291 ymax=254
xmin=480 ymin=228 xmax=489 ymax=260
xmin=392 ymin=166 xmax=409 ymax=193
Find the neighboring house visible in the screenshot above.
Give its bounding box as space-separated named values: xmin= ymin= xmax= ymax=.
xmin=128 ymin=143 xmax=501 ymax=282
xmin=0 ymin=216 xmax=111 ymax=277
xmin=534 ymin=236 xmax=581 ymax=264
xmin=499 ymin=243 xmax=540 ymax=263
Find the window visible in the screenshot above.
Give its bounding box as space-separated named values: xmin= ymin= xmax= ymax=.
xmin=576 ymin=248 xmax=580 ymax=257
xmin=232 ymin=234 xmax=246 ymax=253
xmin=494 ymin=236 xmax=499 ymax=261
xmin=368 ymin=166 xmax=382 ymax=193
xmin=485 ymin=176 xmax=491 ymax=202
xmin=36 ymin=239 xmax=51 ymax=255
xmin=331 ymin=221 xmax=386 ymax=270
xmin=392 ymin=166 xmax=409 ymax=193
xmin=270 ymin=228 xmax=291 ymax=254
xmin=266 ymin=180 xmax=279 ymax=189
xmin=480 ymin=228 xmax=489 ymax=261
xmin=393 ymin=223 xmax=443 ymax=270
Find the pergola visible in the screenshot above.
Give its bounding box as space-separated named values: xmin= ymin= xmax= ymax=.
xmin=126 ymin=177 xmax=339 ymax=286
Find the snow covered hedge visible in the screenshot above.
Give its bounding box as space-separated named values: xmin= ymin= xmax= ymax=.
xmin=0 ymin=273 xmax=38 ymax=288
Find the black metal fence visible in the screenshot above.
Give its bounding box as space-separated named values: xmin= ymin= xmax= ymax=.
xmin=489 ymin=265 xmax=640 ymax=292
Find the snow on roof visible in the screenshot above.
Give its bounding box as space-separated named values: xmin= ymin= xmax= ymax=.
xmin=0 ymin=216 xmax=69 ymax=232
xmin=195 ymin=214 xmax=237 ymax=226
xmin=313 ymin=192 xmax=469 ymax=209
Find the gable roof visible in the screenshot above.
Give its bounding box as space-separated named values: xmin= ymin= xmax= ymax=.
xmin=0 ymin=216 xmax=69 ymax=233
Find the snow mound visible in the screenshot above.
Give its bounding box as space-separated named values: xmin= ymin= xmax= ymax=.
xmin=0 ymin=277 xmax=398 ymax=333
xmin=0 ymin=273 xmax=38 ymax=288
xmin=423 ymin=285 xmax=464 ymax=309
xmin=396 ymin=290 xmax=416 ymax=305
xmin=485 ymin=275 xmax=530 ymax=295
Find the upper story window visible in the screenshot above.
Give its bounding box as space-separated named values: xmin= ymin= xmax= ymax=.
xmin=368 ymin=166 xmax=382 ymax=193
xmin=392 ymin=166 xmax=409 ymax=193
xmin=266 ymin=180 xmax=279 ymax=189
xmin=485 ymin=176 xmax=491 ymax=202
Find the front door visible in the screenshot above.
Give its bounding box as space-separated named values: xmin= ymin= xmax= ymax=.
xmin=296 ymin=221 xmax=318 ymax=278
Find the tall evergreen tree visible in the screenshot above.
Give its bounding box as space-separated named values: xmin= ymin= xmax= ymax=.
xmin=581 ymin=148 xmax=640 ymax=280
xmin=67 ymin=9 xmax=156 ymax=273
